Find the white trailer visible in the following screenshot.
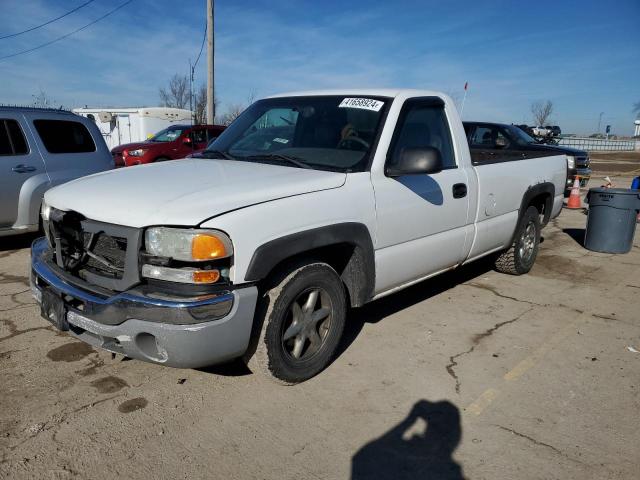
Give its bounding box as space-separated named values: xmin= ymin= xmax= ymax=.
xmin=72 ymin=107 xmax=192 ymax=150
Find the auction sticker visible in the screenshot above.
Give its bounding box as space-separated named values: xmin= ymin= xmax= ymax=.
xmin=339 ymin=98 xmax=384 ymax=112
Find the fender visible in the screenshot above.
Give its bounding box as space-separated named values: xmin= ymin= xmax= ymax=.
xmin=511 ymin=182 xmax=555 ymax=243
xmin=245 ymin=222 xmax=375 ymax=307
xmin=15 ymin=173 xmax=51 ymax=229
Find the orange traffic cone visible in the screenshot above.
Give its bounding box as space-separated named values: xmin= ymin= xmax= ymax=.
xmin=566 ymin=177 xmax=582 ymax=209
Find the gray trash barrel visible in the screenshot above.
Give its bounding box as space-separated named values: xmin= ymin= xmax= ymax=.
xmin=584 ymin=187 xmax=640 ymax=254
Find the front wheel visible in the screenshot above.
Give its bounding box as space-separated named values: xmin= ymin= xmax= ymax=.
xmin=494 ymin=205 xmax=541 ymax=275
xmin=244 ymin=262 xmax=347 ymax=384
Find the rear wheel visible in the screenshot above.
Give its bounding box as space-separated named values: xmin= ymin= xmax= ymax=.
xmin=244 ymin=262 xmax=346 ymax=384
xmin=494 ymin=205 xmax=541 ymax=275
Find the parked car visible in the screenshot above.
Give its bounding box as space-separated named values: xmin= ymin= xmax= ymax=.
xmin=111 ymin=124 xmax=225 ymax=166
xmin=0 ymin=107 xmax=113 ymax=237
xmin=32 ymin=90 xmax=566 ymax=383
xmin=544 ymin=125 xmax=561 ymax=137
xmin=464 ymin=121 xmax=591 ymax=191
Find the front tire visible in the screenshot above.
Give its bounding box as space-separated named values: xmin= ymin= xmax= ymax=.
xmin=244 ymin=262 xmax=347 ymax=384
xmin=494 ymin=205 xmax=541 ymax=275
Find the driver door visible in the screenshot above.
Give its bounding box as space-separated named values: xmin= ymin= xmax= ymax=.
xmin=371 ymin=98 xmax=472 ymax=294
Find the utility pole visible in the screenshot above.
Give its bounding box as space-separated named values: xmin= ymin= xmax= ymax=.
xmin=206 ymin=0 xmax=215 ymax=124
xmin=189 ymin=59 xmax=194 ymax=125
xmin=597 ymin=111 xmax=604 ymax=133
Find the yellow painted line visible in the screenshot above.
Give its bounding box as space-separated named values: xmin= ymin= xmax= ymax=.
xmin=465 ymin=313 xmax=589 ymax=417
xmin=504 ymin=314 xmax=586 ymax=382
xmin=465 ymin=388 xmax=500 ymax=416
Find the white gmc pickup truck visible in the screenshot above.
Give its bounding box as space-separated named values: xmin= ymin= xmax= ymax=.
xmin=32 ymin=89 xmax=566 ymax=383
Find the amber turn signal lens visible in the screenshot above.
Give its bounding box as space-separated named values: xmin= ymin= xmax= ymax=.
xmin=193 ymin=270 xmax=220 ymax=283
xmin=191 ymin=234 xmax=228 ymax=260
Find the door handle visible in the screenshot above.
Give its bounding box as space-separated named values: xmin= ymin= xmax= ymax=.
xmin=453 ymin=183 xmax=467 ymax=199
xmin=12 ymin=164 xmax=36 ymax=173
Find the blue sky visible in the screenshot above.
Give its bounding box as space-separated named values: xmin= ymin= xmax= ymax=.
xmin=1 ymin=0 xmax=638 ymax=134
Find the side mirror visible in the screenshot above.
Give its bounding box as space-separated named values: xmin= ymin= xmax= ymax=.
xmin=495 ymin=137 xmax=508 ymax=149
xmin=183 ymin=137 xmax=192 ymax=145
xmin=386 ymin=147 xmax=443 ymax=177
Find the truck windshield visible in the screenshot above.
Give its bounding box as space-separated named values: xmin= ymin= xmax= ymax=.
xmin=206 ymin=96 xmax=389 ymax=172
xmin=149 ymin=126 xmax=187 ymax=142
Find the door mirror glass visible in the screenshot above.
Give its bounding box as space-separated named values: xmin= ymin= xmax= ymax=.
xmin=386 ymin=147 xmax=443 ymax=177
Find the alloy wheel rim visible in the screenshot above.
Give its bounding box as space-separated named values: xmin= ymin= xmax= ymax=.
xmin=519 ymin=221 xmax=536 ymax=262
xmin=281 ymin=288 xmax=333 ymax=361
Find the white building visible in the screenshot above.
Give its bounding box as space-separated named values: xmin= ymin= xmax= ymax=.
xmin=73 ymin=107 xmax=192 ymax=150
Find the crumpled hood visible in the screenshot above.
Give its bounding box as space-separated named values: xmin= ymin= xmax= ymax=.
xmin=45 ymin=159 xmax=346 ymax=227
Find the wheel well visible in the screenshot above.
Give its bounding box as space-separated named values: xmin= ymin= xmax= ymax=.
xmin=245 ymin=223 xmax=375 ymax=308
xmin=519 ymin=182 xmax=555 ymax=228
xmin=528 ymin=193 xmax=551 ymax=217
xmin=258 ymin=242 xmax=369 ymax=308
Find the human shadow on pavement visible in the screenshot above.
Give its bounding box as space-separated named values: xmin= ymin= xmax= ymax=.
xmin=351 ymin=399 xmax=465 ymax=480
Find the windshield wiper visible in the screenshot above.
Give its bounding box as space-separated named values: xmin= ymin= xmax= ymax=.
xmin=201 ymin=150 xmax=235 ymax=160
xmin=243 ymin=153 xmax=312 ymax=169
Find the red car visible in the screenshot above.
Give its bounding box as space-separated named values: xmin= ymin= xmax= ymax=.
xmin=112 ymin=124 xmax=225 ymax=167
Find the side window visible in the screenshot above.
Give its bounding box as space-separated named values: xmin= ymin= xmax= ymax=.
xmin=191 ymin=129 xmax=208 ymax=144
xmin=0 ymin=121 xmax=11 ymax=155
xmin=388 ymin=102 xmax=456 ymax=169
xmin=470 ymin=126 xmax=494 ymax=146
xmin=0 ymin=119 xmax=29 ymax=156
xmin=33 ymin=120 xmax=96 ymax=153
xmin=206 ymin=128 xmax=220 ymax=142
xmin=6 ymin=120 xmax=28 ymax=154
xmin=470 ymin=126 xmax=508 ymax=148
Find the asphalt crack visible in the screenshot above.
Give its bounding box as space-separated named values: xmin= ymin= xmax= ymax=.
xmin=0 ymin=318 xmax=52 ymax=343
xmin=446 ymin=307 xmax=533 ymax=394
xmin=494 ymin=425 xmax=586 ymax=465
xmin=463 ymin=282 xmax=547 ymax=307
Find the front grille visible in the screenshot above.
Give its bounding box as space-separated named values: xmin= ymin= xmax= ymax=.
xmin=82 ymin=232 xmax=127 ymax=279
xmin=47 ymin=208 xmax=141 ymax=291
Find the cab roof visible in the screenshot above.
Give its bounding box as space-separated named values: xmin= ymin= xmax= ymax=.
xmin=268 ymin=88 xmax=445 ymax=99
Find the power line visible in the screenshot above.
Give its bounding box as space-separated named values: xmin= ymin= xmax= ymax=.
xmin=0 ymin=0 xmax=133 ymax=61
xmin=193 ymin=19 xmax=207 ymax=70
xmin=0 ymin=0 xmax=97 ymax=40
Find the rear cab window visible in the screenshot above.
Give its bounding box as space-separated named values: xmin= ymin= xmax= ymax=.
xmin=0 ymin=119 xmax=29 ymax=156
xmin=33 ymin=119 xmax=96 ymax=153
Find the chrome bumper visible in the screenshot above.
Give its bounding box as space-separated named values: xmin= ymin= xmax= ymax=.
xmin=30 ymin=237 xmax=259 ymax=368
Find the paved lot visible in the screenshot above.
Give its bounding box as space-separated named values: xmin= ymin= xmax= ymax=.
xmin=1 ymin=175 xmax=639 ymax=479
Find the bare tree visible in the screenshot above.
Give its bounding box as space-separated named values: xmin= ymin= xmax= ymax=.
xmin=32 ymin=88 xmax=55 ymax=108
xmin=219 ymin=92 xmax=256 ymax=126
xmin=220 ymin=104 xmax=245 ymax=126
xmin=193 ymin=84 xmax=207 ymax=124
xmin=531 ymin=100 xmax=554 ymax=126
xmin=159 ymin=74 xmax=189 ymax=109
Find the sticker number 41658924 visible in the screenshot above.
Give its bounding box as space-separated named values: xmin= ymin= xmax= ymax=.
xmin=338 ymin=98 xmax=384 ymax=112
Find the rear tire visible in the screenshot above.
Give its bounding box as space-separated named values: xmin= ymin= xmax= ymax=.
xmin=244 ymin=262 xmax=347 ymax=384
xmin=494 ymin=205 xmax=541 ymax=275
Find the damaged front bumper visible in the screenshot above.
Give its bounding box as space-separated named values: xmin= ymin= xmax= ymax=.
xmin=30 ymin=237 xmax=258 ymax=368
